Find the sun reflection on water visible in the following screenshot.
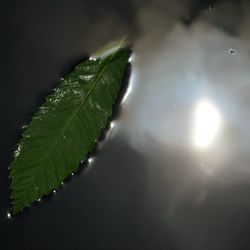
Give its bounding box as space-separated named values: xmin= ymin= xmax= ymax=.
xmin=193 ymin=99 xmax=222 ymax=150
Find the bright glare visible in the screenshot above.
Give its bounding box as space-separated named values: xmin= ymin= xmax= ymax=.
xmin=193 ymin=99 xmax=221 ymax=149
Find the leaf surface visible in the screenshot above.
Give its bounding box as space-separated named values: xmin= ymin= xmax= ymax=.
xmin=10 ymin=42 xmax=130 ymax=214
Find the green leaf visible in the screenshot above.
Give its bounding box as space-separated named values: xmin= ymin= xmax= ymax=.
xmin=10 ymin=41 xmax=130 ymax=214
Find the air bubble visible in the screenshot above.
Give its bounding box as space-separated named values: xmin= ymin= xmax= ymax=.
xmin=7 ymin=212 xmax=11 ymax=219
xmin=88 ymin=158 xmax=93 ymax=163
xmin=110 ymin=121 xmax=115 ymax=129
xmin=71 ymin=173 xmax=74 ymax=176
xmin=53 ymin=190 xmax=56 ymax=194
xmin=229 ymin=48 xmax=236 ymax=54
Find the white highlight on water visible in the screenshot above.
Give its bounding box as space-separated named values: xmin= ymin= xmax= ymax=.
xmin=193 ymin=99 xmax=222 ymax=149
xmin=7 ymin=212 xmax=11 ymax=219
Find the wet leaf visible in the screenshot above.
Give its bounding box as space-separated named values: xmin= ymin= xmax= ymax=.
xmin=10 ymin=40 xmax=130 ymax=214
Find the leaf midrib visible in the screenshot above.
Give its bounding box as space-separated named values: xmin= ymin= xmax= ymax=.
xmin=44 ymin=47 xmax=122 ymax=172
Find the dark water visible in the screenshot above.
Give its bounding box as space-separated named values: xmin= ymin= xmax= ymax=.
xmin=1 ymin=0 xmax=250 ymax=249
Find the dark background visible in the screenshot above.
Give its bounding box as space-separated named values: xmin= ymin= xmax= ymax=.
xmin=1 ymin=0 xmax=250 ymax=249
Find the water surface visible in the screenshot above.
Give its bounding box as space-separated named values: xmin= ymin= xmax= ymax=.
xmin=1 ymin=1 xmax=250 ymax=249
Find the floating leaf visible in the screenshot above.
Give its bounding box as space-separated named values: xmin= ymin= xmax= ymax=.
xmin=10 ymin=40 xmax=130 ymax=214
